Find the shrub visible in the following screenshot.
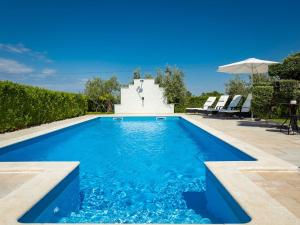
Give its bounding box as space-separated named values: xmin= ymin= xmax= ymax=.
xmin=274 ymin=80 xmax=299 ymax=103
xmin=0 ymin=81 xmax=88 ymax=133
xmin=296 ymin=90 xmax=300 ymax=102
xmin=225 ymin=76 xmax=250 ymax=96
xmin=84 ymin=76 xmax=120 ymax=112
xmin=252 ymin=86 xmax=274 ymax=118
xmin=271 ymin=80 xmax=299 ymax=117
xmin=186 ymin=96 xmax=208 ymax=108
xmin=186 ymin=91 xmax=223 ymax=108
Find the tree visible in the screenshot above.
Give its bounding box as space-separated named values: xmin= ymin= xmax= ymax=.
xmin=225 ymin=76 xmax=249 ymax=96
xmin=157 ymin=66 xmax=187 ymax=112
xmin=144 ymin=74 xmax=153 ymax=79
xmin=154 ymin=66 xmax=188 ymax=111
xmin=187 ymin=91 xmax=222 ymax=108
xmin=84 ymin=76 xmax=120 ymax=112
xmin=133 ymin=68 xmax=141 ymax=79
xmin=170 ymin=67 xmax=187 ymax=105
xmin=84 ymin=77 xmax=103 ymax=112
xmin=252 ymin=73 xmax=273 ymax=85
xmin=269 ymin=52 xmax=300 ymax=80
xmin=103 ymin=76 xmax=121 ymax=112
xmin=202 ymin=91 xmax=223 ymax=97
xmin=155 ymin=69 xmax=164 ymax=86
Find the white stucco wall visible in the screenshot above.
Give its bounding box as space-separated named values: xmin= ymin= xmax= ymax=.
xmin=114 ymin=79 xmax=174 ymax=114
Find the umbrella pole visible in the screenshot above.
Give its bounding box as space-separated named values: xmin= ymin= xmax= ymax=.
xmin=251 ymin=67 xmax=254 ymax=120
xmin=250 ymin=74 xmax=254 ymax=120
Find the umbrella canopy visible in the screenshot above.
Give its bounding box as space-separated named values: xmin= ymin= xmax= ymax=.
xmin=217 ymin=58 xmax=279 ymax=74
xmin=217 ymin=58 xmax=279 ymax=119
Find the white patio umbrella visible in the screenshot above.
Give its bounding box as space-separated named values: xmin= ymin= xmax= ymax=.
xmin=217 ymin=57 xmax=279 ymax=118
xmin=217 ymin=57 xmax=279 ymax=83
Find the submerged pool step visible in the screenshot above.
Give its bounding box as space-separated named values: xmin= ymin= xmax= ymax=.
xmin=113 ymin=117 xmax=123 ymax=121
xmin=156 ymin=116 xmax=166 ymax=120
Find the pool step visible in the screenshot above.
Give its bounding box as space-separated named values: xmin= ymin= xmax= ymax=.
xmin=113 ymin=117 xmax=123 ymax=121
xmin=156 ymin=117 xmax=166 ymax=120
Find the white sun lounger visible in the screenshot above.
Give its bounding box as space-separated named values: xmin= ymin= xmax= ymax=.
xmin=218 ymin=95 xmax=243 ymax=112
xmin=218 ymin=94 xmax=252 ymax=117
xmin=205 ymin=95 xmax=230 ymax=114
xmin=240 ymin=93 xmax=252 ymax=114
xmin=185 ymin=96 xmax=216 ymax=113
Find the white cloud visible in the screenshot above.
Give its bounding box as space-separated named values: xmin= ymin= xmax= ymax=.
xmin=0 ymin=43 xmax=30 ymax=54
xmin=41 ymin=68 xmax=56 ymax=76
xmin=0 ymin=58 xmax=34 ymax=74
xmin=0 ymin=43 xmax=52 ymax=63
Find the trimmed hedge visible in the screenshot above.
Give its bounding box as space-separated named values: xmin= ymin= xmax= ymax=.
xmin=252 ymin=85 xmax=274 ymax=118
xmin=273 ymin=80 xmax=300 ymax=117
xmin=252 ymin=80 xmax=300 ymax=118
xmin=185 ymin=92 xmax=223 ymax=109
xmin=186 ymin=96 xmax=208 ymax=108
xmin=274 ymin=80 xmax=299 ymax=103
xmin=0 ymin=81 xmax=88 ymax=133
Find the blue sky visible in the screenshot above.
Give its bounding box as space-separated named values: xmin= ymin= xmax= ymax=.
xmin=0 ymin=0 xmax=300 ymax=94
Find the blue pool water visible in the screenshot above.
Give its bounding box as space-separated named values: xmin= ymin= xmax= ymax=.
xmin=0 ymin=117 xmax=254 ymax=223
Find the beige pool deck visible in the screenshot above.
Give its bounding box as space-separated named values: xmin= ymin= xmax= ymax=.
xmin=0 ymin=114 xmax=299 ymax=225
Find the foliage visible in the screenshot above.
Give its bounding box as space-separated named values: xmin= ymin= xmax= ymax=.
xmin=252 ymin=73 xmax=273 ymax=86
xmin=144 ymin=74 xmax=153 ymax=79
xmin=154 ymin=66 xmax=187 ymax=112
xmin=133 ymin=68 xmax=141 ymax=79
xmin=252 ymin=85 xmax=274 ymax=118
xmin=132 ymin=68 xmax=153 ymax=80
xmin=84 ymin=76 xmax=120 ymax=112
xmin=296 ymin=89 xmax=300 ymax=102
xmin=269 ymin=52 xmax=300 ymax=80
xmin=86 ymin=111 xmax=114 ymax=115
xmin=0 ymin=81 xmax=87 ymax=133
xmin=271 ymin=80 xmax=300 ymax=117
xmin=252 ymin=78 xmax=300 ymax=118
xmin=225 ymin=76 xmax=250 ymax=97
xmin=84 ymin=77 xmax=102 ymax=111
xmin=186 ymin=91 xmax=222 ymax=108
xmin=154 ymin=66 xmax=222 ymax=112
xmin=267 ymin=52 xmax=300 ymax=118
xmin=204 ymin=91 xmax=223 ymax=97
xmin=274 ymin=80 xmax=299 ymax=103
xmin=155 ymin=69 xmax=164 ymax=86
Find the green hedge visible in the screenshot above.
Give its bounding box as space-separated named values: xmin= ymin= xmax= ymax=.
xmin=274 ymin=80 xmax=299 ymax=103
xmin=296 ymin=90 xmax=300 ymax=102
xmin=186 ymin=96 xmax=208 ymax=108
xmin=185 ymin=92 xmax=223 ymax=110
xmin=0 ymin=81 xmax=88 ymax=133
xmin=272 ymin=80 xmax=300 ymax=117
xmin=252 ymin=80 xmax=300 ymax=118
xmin=252 ymin=86 xmax=274 ymax=118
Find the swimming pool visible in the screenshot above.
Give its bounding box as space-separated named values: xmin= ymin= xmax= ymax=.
xmin=0 ymin=117 xmax=254 ymax=224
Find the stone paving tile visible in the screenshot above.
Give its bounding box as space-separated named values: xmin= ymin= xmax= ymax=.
xmin=187 ymin=114 xmax=300 ymax=220
xmin=187 ymin=115 xmax=300 ymax=167
xmin=0 ymin=173 xmax=36 ymax=198
xmin=245 ymin=171 xmax=300 ymax=219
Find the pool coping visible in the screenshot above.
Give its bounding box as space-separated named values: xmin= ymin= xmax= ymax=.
xmin=0 ymin=114 xmax=299 ymax=225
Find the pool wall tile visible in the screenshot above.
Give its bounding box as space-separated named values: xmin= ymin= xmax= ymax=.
xmin=19 ymin=166 xmax=80 ymax=223
xmin=205 ymin=168 xmax=251 ymax=223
